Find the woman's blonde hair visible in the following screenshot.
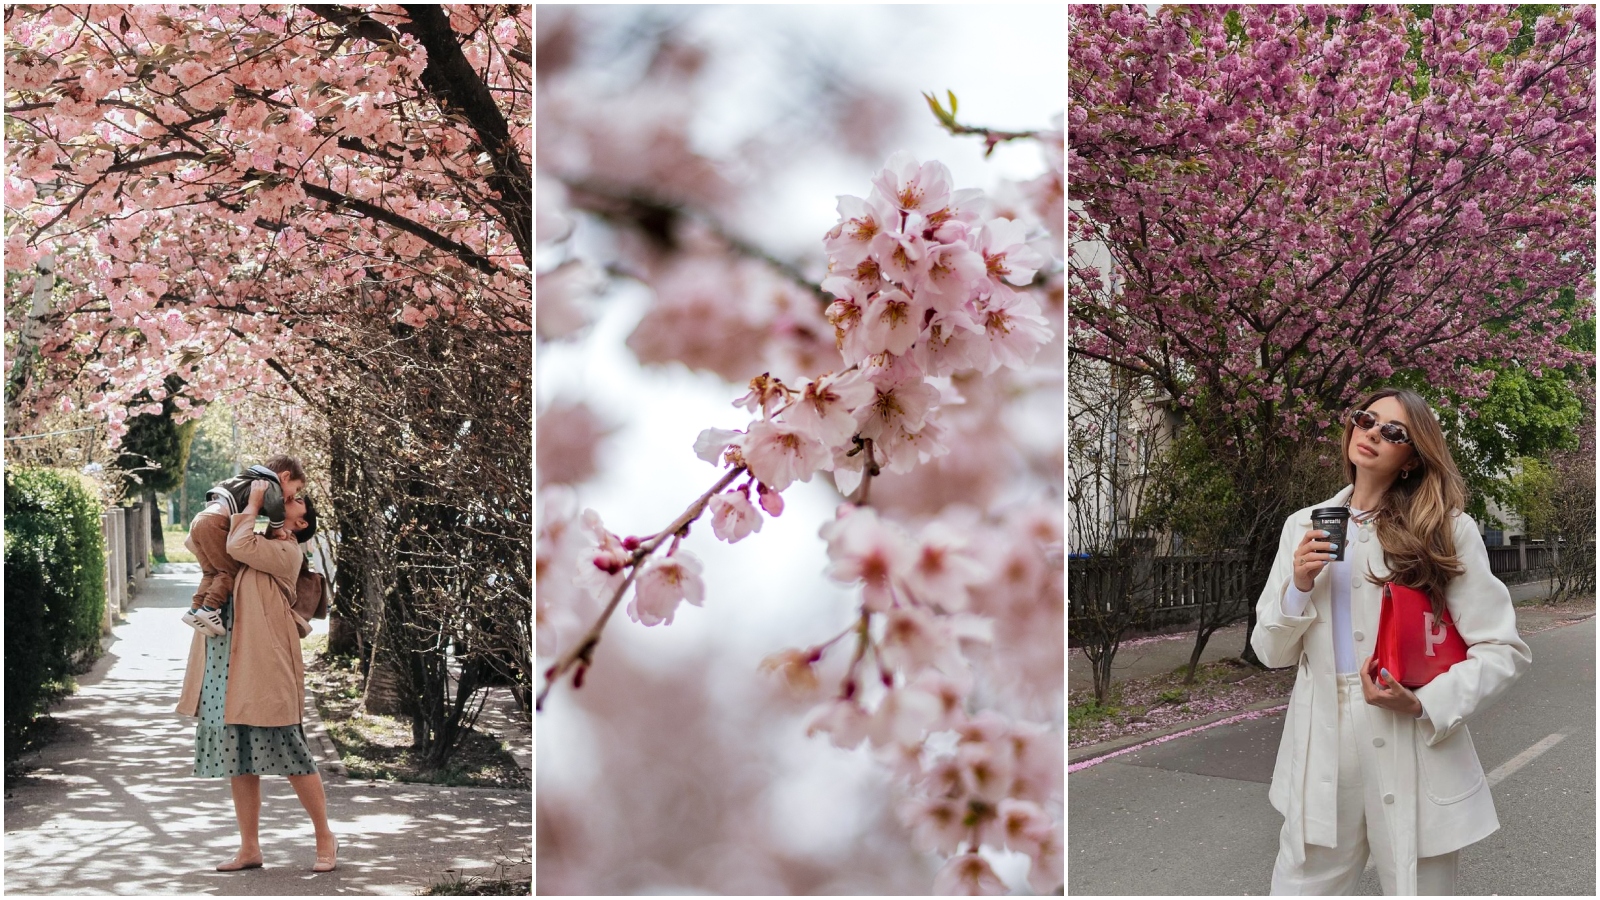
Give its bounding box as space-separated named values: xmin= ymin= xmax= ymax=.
xmin=1342 ymin=388 xmax=1468 ymax=617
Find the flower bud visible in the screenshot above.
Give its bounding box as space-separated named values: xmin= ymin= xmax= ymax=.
xmin=757 ymin=481 xmax=785 ymax=517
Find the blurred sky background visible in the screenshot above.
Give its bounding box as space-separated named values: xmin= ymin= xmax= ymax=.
xmin=536 ymin=5 xmax=1063 ymax=892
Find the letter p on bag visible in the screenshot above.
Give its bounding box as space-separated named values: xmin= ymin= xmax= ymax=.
xmin=1423 ymin=612 xmax=1447 ymax=657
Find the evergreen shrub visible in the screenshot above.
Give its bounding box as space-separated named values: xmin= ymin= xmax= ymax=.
xmin=4 ymin=467 xmax=106 ymax=758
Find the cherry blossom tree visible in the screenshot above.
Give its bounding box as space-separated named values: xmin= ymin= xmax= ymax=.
xmin=5 ymin=3 xmax=532 ymax=764
xmin=1069 ymin=3 xmax=1595 ymax=660
xmin=536 ymin=7 xmax=1061 ymax=894
xmin=6 ymin=3 xmax=530 ymax=429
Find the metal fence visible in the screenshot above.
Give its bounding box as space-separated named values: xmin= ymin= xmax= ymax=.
xmin=1068 ymin=551 xmax=1254 ymax=630
xmin=1069 ymin=540 xmax=1591 ymax=633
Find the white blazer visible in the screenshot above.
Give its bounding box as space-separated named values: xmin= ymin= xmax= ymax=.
xmin=1251 ymin=485 xmax=1532 ymax=895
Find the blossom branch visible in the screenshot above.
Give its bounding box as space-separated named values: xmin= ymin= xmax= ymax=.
xmin=923 ymin=90 xmax=1040 ymax=157
xmin=536 ymin=464 xmax=747 ymax=711
xmin=558 ymin=176 xmax=828 ymax=302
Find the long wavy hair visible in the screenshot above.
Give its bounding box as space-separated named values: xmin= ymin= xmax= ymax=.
xmin=1342 ymin=388 xmax=1468 ymax=618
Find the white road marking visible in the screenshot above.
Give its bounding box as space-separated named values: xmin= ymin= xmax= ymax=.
xmin=1487 ymin=732 xmax=1566 ymax=787
xmin=1359 ymin=733 xmax=1565 ymax=876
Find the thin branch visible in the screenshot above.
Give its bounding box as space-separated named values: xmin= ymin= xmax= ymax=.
xmin=559 ymin=176 xmax=828 ymax=303
xmin=536 ymin=465 xmax=747 ymax=711
xmin=923 ymin=91 xmax=1042 ymax=158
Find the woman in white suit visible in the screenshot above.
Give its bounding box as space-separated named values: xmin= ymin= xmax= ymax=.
xmin=1252 ymin=387 xmax=1531 ymax=896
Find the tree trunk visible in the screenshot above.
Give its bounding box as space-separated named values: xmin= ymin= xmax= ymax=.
xmin=1242 ymin=608 xmax=1263 ymax=667
xmin=362 ymin=641 xmax=414 ymax=717
xmin=1184 ymin=628 xmax=1212 ymax=685
xmin=147 ymin=487 xmax=166 ymax=561
xmin=326 ymin=414 xmax=366 ymax=659
xmin=327 ymin=608 xmax=360 ymax=658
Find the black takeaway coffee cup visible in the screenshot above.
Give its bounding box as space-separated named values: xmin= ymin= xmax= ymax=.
xmin=1310 ymin=507 xmax=1350 ymax=562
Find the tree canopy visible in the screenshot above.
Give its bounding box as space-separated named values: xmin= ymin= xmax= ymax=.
xmin=5 ymin=4 xmax=531 ymax=436
xmin=1069 ymin=4 xmax=1594 ymax=445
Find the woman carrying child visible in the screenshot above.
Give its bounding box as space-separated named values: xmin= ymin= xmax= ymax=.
xmin=174 ymin=479 xmax=339 ymax=873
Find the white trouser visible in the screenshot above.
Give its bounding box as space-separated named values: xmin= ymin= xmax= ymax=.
xmin=1271 ymin=673 xmax=1460 ymax=896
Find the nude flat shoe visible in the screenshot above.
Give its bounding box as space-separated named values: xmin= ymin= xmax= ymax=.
xmin=216 ymin=854 xmax=263 ymax=872
xmin=312 ymin=835 xmax=338 ymax=872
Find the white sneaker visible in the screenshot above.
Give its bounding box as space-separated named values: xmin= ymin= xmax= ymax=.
xmin=183 ymin=606 xmax=226 ymax=637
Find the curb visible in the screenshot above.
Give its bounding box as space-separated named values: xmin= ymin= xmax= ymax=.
xmin=300 ymin=671 xmax=349 ymax=781
xmin=1069 ymin=696 xmax=1290 ymax=767
xmin=1069 ymin=610 xmax=1596 ymax=770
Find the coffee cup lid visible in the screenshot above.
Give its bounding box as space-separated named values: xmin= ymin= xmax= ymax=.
xmin=1310 ymin=506 xmax=1349 ymax=518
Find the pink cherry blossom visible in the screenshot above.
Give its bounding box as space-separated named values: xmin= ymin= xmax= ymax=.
xmin=627 ymin=551 xmax=706 ymax=627
xmin=707 ymin=489 xmax=763 ymax=543
xmin=781 ymin=370 xmax=874 ymax=447
xmin=879 ymin=606 xmax=958 ymax=675
xmin=903 ymin=521 xmax=991 ymax=610
xmin=575 ymin=509 xmax=630 ymax=601
xmin=975 ymin=217 xmax=1046 ymax=286
xmin=902 ymin=797 xmax=969 ymax=855
xmin=996 ymin=798 xmax=1053 ymax=856
xmin=872 ymin=150 xmax=953 ymax=216
xmin=909 ymin=669 xmax=972 ymax=731
xmin=860 ymin=287 xmax=926 ymax=357
xmin=865 ymin=685 xmax=942 ymax=749
xmin=1027 ymin=830 xmax=1063 ymax=894
xmin=1070 ymin=3 xmax=1593 ymax=435
xmin=918 ymin=239 xmax=987 ymax=309
xmin=694 ymin=426 xmax=744 ymax=465
xmin=533 ymin=53 xmax=1064 ymax=889
xmin=869 ymin=221 xmax=929 ymax=286
xmin=758 ymin=647 xmax=822 ymax=697
xmin=823 ymin=192 xmax=900 ymax=269
xmin=854 ymin=356 xmax=940 ymax=444
xmin=955 ymin=739 xmax=1016 ymax=803
xmin=931 ymin=854 xmax=1006 ymax=896
xmin=803 ymin=697 xmax=870 ymax=750
xmin=733 ymin=372 xmax=789 ymax=418
xmin=820 ymin=505 xmax=914 ymax=611
xmin=975 ymin=284 xmax=1052 ymax=373
xmin=739 ymin=419 xmax=829 ymax=491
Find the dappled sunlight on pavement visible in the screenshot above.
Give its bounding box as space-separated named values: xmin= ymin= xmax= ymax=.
xmin=5 ymin=571 xmax=531 ymax=896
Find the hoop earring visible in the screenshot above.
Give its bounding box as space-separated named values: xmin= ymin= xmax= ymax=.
xmin=1401 ymin=469 xmax=1411 ymax=480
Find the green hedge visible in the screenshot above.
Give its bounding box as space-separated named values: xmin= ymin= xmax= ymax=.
xmin=4 ymin=467 xmax=107 ymax=757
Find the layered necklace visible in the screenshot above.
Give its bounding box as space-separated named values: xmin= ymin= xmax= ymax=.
xmin=1348 ymin=504 xmax=1380 ymax=543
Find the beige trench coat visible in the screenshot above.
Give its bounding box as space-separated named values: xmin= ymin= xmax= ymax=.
xmin=174 ymin=514 xmax=307 ymax=727
xmin=1251 ymin=485 xmax=1531 ymax=896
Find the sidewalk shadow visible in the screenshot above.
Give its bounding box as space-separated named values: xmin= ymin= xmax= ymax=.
xmin=5 ymin=572 xmax=531 ymax=896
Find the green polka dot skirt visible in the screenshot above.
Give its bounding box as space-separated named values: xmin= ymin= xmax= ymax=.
xmin=193 ymin=602 xmax=317 ymax=778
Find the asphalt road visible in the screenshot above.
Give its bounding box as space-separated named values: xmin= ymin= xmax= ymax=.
xmin=1068 ymin=618 xmax=1595 ymax=896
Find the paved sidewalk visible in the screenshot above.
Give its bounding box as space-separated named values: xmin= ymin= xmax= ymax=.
xmin=4 ymin=568 xmax=531 ymax=896
xmin=1070 ymin=578 xmax=1580 ymax=695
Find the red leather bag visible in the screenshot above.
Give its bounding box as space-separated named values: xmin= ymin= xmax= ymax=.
xmin=1374 ymin=581 xmax=1469 ymax=688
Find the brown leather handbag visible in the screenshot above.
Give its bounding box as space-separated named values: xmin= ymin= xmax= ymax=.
xmin=294 ymin=563 xmax=328 ymax=621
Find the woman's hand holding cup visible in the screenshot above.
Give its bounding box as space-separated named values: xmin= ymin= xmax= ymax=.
xmin=1292 ymin=528 xmax=1336 ymax=592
